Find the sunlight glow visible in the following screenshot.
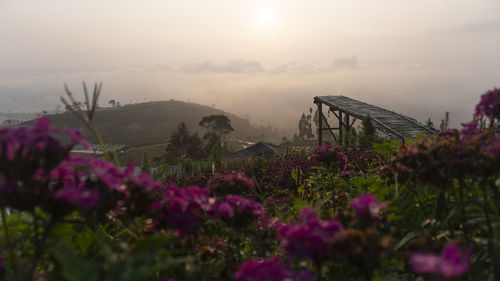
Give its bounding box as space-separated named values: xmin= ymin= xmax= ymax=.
xmin=255 ymin=6 xmax=276 ymax=27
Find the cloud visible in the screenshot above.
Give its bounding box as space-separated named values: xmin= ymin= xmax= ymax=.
xmin=403 ymin=62 xmax=430 ymax=70
xmin=180 ymin=60 xmax=265 ymax=74
xmin=267 ymin=62 xmax=319 ymax=74
xmin=330 ymin=56 xmax=360 ymax=69
xmin=451 ymin=20 xmax=500 ymax=33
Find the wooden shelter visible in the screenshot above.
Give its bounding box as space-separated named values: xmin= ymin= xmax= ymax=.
xmin=226 ymin=142 xmax=282 ymax=161
xmin=314 ymin=95 xmax=438 ymax=146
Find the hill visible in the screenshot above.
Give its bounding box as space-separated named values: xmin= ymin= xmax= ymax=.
xmin=34 ymin=100 xmax=279 ymax=147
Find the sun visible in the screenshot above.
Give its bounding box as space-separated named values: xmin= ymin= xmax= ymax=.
xmin=255 ymin=6 xmax=276 ymax=27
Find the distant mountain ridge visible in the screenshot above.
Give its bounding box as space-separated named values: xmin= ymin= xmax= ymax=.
xmin=30 ymin=100 xmax=278 ymax=147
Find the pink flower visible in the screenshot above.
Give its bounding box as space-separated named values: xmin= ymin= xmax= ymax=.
xmin=475 ymin=88 xmax=500 ymax=121
xmin=409 ymin=244 xmax=472 ymax=278
xmin=349 ymin=194 xmax=387 ymax=220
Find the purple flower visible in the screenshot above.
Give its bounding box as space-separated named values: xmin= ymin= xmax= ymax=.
xmin=218 ymin=202 xmax=234 ymax=217
xmin=475 ymin=87 xmax=500 ymax=121
xmin=279 ymin=207 xmax=343 ymax=259
xmin=0 ymin=254 xmax=5 ymax=269
xmin=225 ymin=195 xmax=266 ymax=218
xmin=152 ymin=186 xmax=219 ymax=231
xmin=409 ymin=244 xmax=471 ymax=278
xmin=349 ymin=194 xmax=387 ymax=220
xmin=0 ymin=178 xmax=16 ymax=194
xmin=235 ymin=256 xmax=314 ymax=281
xmin=460 ymin=122 xmax=480 ymax=141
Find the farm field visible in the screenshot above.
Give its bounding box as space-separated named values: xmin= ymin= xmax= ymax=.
xmin=0 ymin=89 xmax=499 ymax=280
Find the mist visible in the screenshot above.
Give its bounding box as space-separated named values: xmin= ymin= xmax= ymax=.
xmin=1 ymin=0 xmax=499 ymax=131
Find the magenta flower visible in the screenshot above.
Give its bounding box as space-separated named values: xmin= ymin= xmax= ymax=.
xmin=152 ymin=186 xmax=220 ymax=231
xmin=235 ymin=256 xmax=314 ymax=281
xmin=475 ymin=87 xmax=500 ymax=121
xmin=218 ymin=202 xmax=234 ymax=217
xmin=0 ymin=254 xmax=5 ymax=269
xmin=279 ymin=207 xmax=343 ymax=259
xmin=409 ymin=244 xmax=471 ymax=278
xmin=225 ymin=195 xmax=266 ymax=218
xmin=349 ymin=194 xmax=387 ymax=220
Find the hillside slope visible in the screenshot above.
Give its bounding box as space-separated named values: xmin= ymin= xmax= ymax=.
xmin=37 ymin=100 xmax=277 ymax=147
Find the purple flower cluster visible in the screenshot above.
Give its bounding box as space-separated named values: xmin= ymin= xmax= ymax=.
xmin=209 ymin=171 xmax=256 ymax=198
xmin=47 ymin=155 xmax=162 ymax=219
xmin=475 ymin=87 xmax=500 ymax=121
xmin=349 ymin=194 xmax=387 ymax=221
xmin=410 ymin=244 xmax=471 ymax=278
xmin=237 ymin=154 xmax=317 ymax=191
xmin=152 ymin=187 xmax=265 ymax=231
xmin=0 ymin=117 xmax=163 ymax=218
xmin=0 ymin=118 xmax=89 ymax=210
xmin=0 ymin=118 xmax=76 ymax=181
xmin=224 ymin=195 xmax=266 ymax=218
xmin=389 ymin=121 xmax=500 ymax=184
xmin=235 ymin=256 xmax=314 ymax=281
xmin=214 ymin=171 xmax=255 ymax=189
xmin=152 ymin=186 xmax=216 ymax=231
xmin=311 ymin=142 xmax=382 ymax=178
xmin=278 ymin=207 xmax=344 ymax=259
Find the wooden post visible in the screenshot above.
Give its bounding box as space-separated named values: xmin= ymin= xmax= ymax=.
xmin=317 ymin=102 xmax=323 ymax=146
xmin=339 ymin=110 xmax=343 ymax=146
xmin=345 ymin=114 xmax=350 ymax=148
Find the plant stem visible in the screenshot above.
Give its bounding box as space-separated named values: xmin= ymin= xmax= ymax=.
xmin=457 ymin=180 xmax=469 ymax=239
xmin=313 ymin=258 xmax=324 ymax=281
xmin=1 ymin=208 xmax=17 ymax=270
xmin=480 ymin=180 xmax=494 ymax=238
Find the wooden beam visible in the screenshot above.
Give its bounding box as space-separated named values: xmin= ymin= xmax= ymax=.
xmin=317 ymin=102 xmax=323 ymax=146
xmin=339 ymin=111 xmax=343 ymax=146
xmin=345 ymin=114 xmax=350 ymax=147
xmin=322 ymin=114 xmax=337 ymax=142
xmin=349 ymin=117 xmax=357 ymax=128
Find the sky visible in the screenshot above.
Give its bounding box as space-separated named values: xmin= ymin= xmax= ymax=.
xmin=1 ymin=0 xmax=499 ymax=129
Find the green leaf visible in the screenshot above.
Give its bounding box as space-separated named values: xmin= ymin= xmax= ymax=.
xmin=52 ymin=245 xmax=100 ymax=281
xmin=435 ymin=192 xmax=446 ymax=221
xmin=394 ymin=231 xmax=418 ymax=251
xmin=488 ymin=239 xmax=500 ymax=281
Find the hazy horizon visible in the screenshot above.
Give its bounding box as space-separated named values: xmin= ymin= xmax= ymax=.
xmin=1 ymin=0 xmax=500 ymax=129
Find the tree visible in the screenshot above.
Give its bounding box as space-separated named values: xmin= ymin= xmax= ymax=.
xmin=108 ymin=99 xmax=116 ymax=108
xmin=426 ymin=118 xmax=434 ymax=130
xmin=199 ymin=115 xmax=234 ymax=152
xmin=141 ymin=152 xmax=151 ymax=173
xmin=440 ymin=111 xmax=450 ymax=131
xmin=359 ymin=115 xmax=376 ymax=148
xmin=298 ymin=108 xmax=315 ymax=141
xmin=165 ymin=122 xmax=205 ymax=163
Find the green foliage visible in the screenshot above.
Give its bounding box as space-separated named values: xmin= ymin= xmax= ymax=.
xmin=298 ymin=109 xmax=315 ymax=141
xmin=425 ymin=118 xmax=434 ymax=129
xmin=359 ymin=115 xmax=376 ymax=148
xmin=372 ymin=139 xmax=400 ymax=161
xmin=165 ymin=122 xmax=206 ymax=164
xmin=141 ymin=152 xmax=151 ymax=173
xmin=199 ymin=115 xmax=234 ymax=153
xmin=439 ymin=111 xmax=450 ymax=131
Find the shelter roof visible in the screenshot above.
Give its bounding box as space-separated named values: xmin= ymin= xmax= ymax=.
xmin=314 ymin=95 xmax=438 ymax=139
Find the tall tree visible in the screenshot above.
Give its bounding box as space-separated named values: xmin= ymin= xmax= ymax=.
xmin=298 ymin=108 xmax=315 ymax=141
xmin=199 ymin=115 xmax=234 ymax=152
xmin=440 ymin=111 xmax=450 ymax=131
xmin=166 ymin=122 xmax=205 ymax=163
xmin=359 ymin=115 xmax=376 ymax=147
